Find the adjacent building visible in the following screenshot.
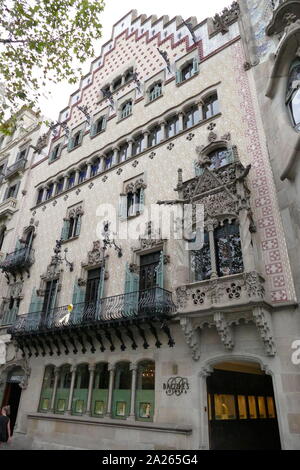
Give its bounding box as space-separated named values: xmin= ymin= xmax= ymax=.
xmin=0 ymin=2 xmax=299 ymax=450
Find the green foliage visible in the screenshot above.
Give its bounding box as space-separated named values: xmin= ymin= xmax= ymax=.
xmin=0 ymin=0 xmax=105 ymax=130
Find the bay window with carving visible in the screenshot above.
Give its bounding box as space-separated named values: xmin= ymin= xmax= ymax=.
xmin=286 ymin=59 xmax=300 ymax=130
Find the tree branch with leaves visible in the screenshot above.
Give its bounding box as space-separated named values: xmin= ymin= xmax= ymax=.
xmin=0 ymin=0 xmax=105 ymax=133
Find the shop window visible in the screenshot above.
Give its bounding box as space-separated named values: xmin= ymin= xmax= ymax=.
xmin=39 ymin=365 xmax=55 ymax=412
xmin=202 ymin=93 xmax=219 ymax=120
xmin=55 ymin=364 xmax=71 ymax=414
xmin=72 ymin=364 xmax=89 ymax=415
xmin=136 ymin=361 xmax=155 ymax=421
xmin=91 ymin=363 xmax=109 ymax=417
xmin=112 ymin=362 xmax=132 ymax=419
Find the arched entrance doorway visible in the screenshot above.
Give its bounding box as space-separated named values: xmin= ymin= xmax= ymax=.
xmin=206 ymin=361 xmax=281 ymax=450
xmin=1 ymin=367 xmax=23 ymax=434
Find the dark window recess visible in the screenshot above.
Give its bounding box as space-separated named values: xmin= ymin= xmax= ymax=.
xmin=45 ymin=184 xmax=54 ymax=200
xmin=139 ymin=251 xmax=160 ymax=290
xmin=115 ymin=363 xmax=131 ymax=389
xmin=124 ymin=68 xmax=134 ymax=83
xmin=17 ymin=149 xmax=27 ymax=160
xmin=113 ymin=77 xmax=122 ymax=91
xmin=104 ymin=152 xmax=113 ymax=169
xmin=56 ymin=179 xmax=64 ymax=194
xmin=91 ymin=158 xmax=100 ymax=176
xmin=191 ymin=231 xmax=211 ymax=281
xmin=73 ymin=132 xmax=81 ymax=148
xmin=202 ymin=94 xmax=219 ymax=120
xmin=215 ymin=222 xmax=244 ymax=277
xmin=184 ymin=105 xmax=200 ymax=129
xmin=78 ymin=167 xmax=87 ymax=183
xmin=0 ymin=227 xmax=6 ymax=251
xmin=68 ymin=173 xmax=75 ymax=189
xmin=41 ymin=279 xmax=58 ymax=317
xmin=181 ymin=62 xmax=194 ymax=81
xmin=36 ymin=188 xmax=44 ymax=204
xmin=166 ymin=116 xmax=180 ymax=138
xmin=148 ymin=126 xmax=162 ymax=147
xmin=85 ymin=268 xmax=101 ymax=304
xmin=132 ymin=135 xmax=144 ymax=156
xmin=95 ymin=363 xmax=109 ymax=389
xmin=7 ymin=185 xmax=17 ymax=199
xmin=96 ymin=118 xmax=105 ymax=134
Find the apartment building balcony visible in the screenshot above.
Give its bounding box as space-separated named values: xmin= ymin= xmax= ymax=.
xmin=176 ymin=271 xmax=266 ymax=315
xmin=8 ymin=288 xmax=176 ymax=356
xmin=0 ymin=245 xmax=35 ymax=277
xmin=5 ymin=157 xmax=26 ymax=179
xmin=0 ymin=197 xmax=18 ymax=219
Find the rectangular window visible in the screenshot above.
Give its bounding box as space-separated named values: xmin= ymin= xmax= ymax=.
xmin=248 ymin=396 xmax=257 ymax=419
xmin=237 ymin=395 xmax=247 ymax=419
xmin=258 ymin=396 xmax=267 ymax=418
xmin=7 ymin=185 xmax=16 ymax=199
xmin=267 ymin=396 xmax=276 ymax=418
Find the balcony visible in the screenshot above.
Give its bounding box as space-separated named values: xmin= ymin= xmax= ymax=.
xmin=8 ymin=288 xmax=176 ymax=355
xmin=0 ymin=245 xmax=35 ymax=276
xmin=5 ymin=157 xmax=26 ymax=179
xmin=0 ymin=197 xmax=17 ymax=219
xmin=176 ymin=271 xmax=266 ymax=315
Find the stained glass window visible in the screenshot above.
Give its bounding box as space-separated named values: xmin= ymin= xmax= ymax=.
xmin=191 ymin=231 xmax=211 ymax=281
xmin=215 ymin=222 xmax=244 ymax=277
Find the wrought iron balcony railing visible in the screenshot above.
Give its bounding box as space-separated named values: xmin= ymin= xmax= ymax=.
xmin=0 ymin=245 xmax=35 ymax=273
xmin=9 ymin=287 xmax=176 ymax=334
xmin=5 ymin=157 xmax=26 ymax=178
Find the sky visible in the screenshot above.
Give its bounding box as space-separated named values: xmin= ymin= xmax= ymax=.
xmin=38 ymin=0 xmax=231 ymax=121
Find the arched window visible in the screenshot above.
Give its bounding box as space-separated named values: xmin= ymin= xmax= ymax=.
xmin=149 ymin=83 xmax=162 ymax=102
xmin=92 ymin=363 xmax=109 ymax=417
xmin=78 ymin=165 xmax=87 ymax=184
xmin=286 ymin=59 xmax=300 ymax=129
xmin=45 ymin=183 xmax=54 ymax=200
xmin=124 ymin=68 xmax=134 ymax=83
xmin=91 ymin=157 xmax=100 ymax=177
xmin=67 ymin=172 xmax=75 ymax=189
xmin=36 ymin=188 xmax=44 ymax=205
xmin=55 ymin=364 xmax=71 ymax=413
xmin=119 ymin=143 xmax=129 ymax=162
xmin=136 ymin=361 xmax=155 ymax=421
xmin=112 ymin=362 xmax=132 ymax=419
xmin=39 ymin=365 xmax=55 ymax=412
xmin=120 ymin=101 xmax=132 ymax=119
xmin=72 ymin=364 xmax=89 ymax=415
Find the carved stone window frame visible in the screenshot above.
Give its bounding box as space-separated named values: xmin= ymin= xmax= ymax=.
xmin=78 ymin=240 xmax=107 ymax=286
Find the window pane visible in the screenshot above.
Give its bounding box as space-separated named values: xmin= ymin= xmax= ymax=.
xmin=258 ymin=396 xmax=267 ymax=418
xmin=215 ymin=222 xmax=244 ymax=277
xmin=238 ymin=395 xmax=247 ymax=419
xmin=214 ymin=394 xmax=236 ymax=420
xmin=248 ymin=396 xmax=257 ymax=419
xmin=290 ymin=88 xmax=300 ymax=126
xmin=267 ymin=396 xmax=276 ymax=418
xmin=191 ymin=233 xmax=211 ymax=281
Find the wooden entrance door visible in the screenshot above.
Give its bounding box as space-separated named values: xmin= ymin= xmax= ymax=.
xmin=207 ymin=369 xmax=281 ymax=450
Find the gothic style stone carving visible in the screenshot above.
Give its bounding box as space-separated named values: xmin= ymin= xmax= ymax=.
xmin=180 ymin=316 xmax=201 ymax=361
xmin=176 ymin=286 xmax=191 ymax=309
xmin=35 ymin=132 xmax=50 ymax=153
xmin=125 ymin=178 xmax=147 ymax=194
xmin=214 ymin=312 xmax=234 ymax=350
xmin=245 ymin=272 xmax=265 ymax=298
xmin=0 ymin=358 xmax=31 ymax=389
xmin=136 ymin=222 xmax=165 ymax=251
xmin=267 ymin=0 xmax=300 ymax=36
xmin=67 ymin=204 xmax=84 ymax=218
xmin=82 ymin=240 xmax=105 ymax=268
xmin=212 ymin=1 xmax=240 ymax=35
xmin=253 ymin=307 xmax=276 ymax=357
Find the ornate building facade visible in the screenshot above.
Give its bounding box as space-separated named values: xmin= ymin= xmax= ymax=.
xmin=0 ymin=3 xmax=299 ymax=450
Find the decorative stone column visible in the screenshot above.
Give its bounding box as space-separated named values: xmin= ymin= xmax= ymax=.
xmin=160 ymin=121 xmax=167 ymax=141
xmin=112 ymin=147 xmax=119 ymax=165
xmin=143 ymin=131 xmax=149 ymax=150
xmin=127 ymin=139 xmax=133 ymax=158
xmin=197 ymin=100 xmax=204 ymax=122
xmin=74 ymin=169 xmax=80 ymax=186
xmin=207 ymin=221 xmax=218 ymax=279
xmin=52 ymin=181 xmax=58 ymax=196
xmin=238 ymin=208 xmax=256 ymax=272
xmin=87 ymin=162 xmax=93 ymax=179
xmin=128 ymin=363 xmax=137 ymax=421
xmin=85 ymin=364 xmax=96 ymax=416
xmin=178 ymin=112 xmax=184 ymax=132
xmin=50 ymin=366 xmax=60 ymax=413
xmin=62 ymin=175 xmax=69 ymax=191
xmin=66 ymin=365 xmax=77 ymax=415
xmin=121 ymin=73 xmax=126 ymax=86
xmin=42 ymin=187 xmax=48 ymax=202
xmin=106 ymin=364 xmax=115 ymax=417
